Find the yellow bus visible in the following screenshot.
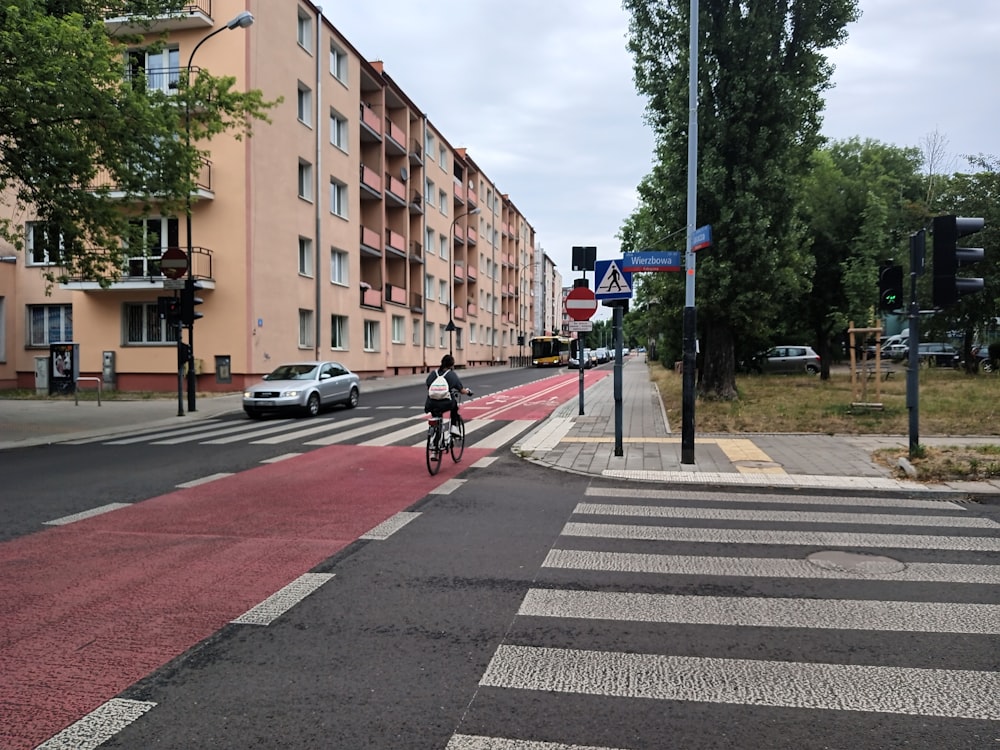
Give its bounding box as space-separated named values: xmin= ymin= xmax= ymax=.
xmin=531 ymin=336 xmax=571 ymax=367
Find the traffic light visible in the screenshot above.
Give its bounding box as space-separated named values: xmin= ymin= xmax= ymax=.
xmin=932 ymin=215 xmax=985 ymax=308
xmin=157 ymin=295 xmax=180 ymax=323
xmin=180 ymin=279 xmax=204 ymax=326
xmin=878 ymin=263 xmax=904 ymax=311
xmin=177 ymin=342 xmax=192 ymax=369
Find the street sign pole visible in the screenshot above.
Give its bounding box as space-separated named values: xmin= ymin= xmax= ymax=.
xmin=681 ymin=0 xmax=699 ymax=467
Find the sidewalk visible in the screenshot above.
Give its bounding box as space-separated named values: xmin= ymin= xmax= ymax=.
xmin=2 ymin=362 xmax=999 ymax=498
xmin=514 ymin=357 xmax=1000 ymax=498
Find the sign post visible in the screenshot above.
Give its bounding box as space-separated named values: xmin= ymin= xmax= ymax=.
xmin=565 ymin=286 xmax=597 ymax=414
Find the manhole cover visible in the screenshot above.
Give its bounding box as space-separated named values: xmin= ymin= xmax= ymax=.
xmin=807 ymin=550 xmax=906 ymax=575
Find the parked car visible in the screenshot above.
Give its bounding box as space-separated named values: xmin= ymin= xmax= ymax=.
xmin=594 ymin=347 xmax=610 ymax=364
xmin=917 ymin=343 xmax=960 ymax=368
xmin=569 ymin=348 xmax=595 ymax=369
xmin=243 ymin=361 xmax=361 ymax=418
xmin=749 ymin=345 xmax=822 ymax=375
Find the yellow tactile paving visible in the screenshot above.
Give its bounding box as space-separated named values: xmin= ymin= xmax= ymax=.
xmin=559 ymin=436 xmax=788 ymax=474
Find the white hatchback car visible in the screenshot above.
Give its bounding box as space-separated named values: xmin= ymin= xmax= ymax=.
xmin=243 ymin=361 xmax=360 ymax=418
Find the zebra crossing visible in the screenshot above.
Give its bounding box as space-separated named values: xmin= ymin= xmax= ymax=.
xmin=61 ymin=408 xmax=536 ymax=452
xmin=449 ymin=486 xmax=1000 ymax=748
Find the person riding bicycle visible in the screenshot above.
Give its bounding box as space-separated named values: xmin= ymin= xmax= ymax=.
xmin=425 ymin=354 xmax=472 ymax=435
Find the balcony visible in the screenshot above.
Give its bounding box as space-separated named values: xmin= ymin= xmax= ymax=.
xmin=453 ymin=180 xmax=466 ymax=206
xmin=409 ymin=291 xmax=424 ymax=312
xmin=360 ymin=225 xmax=382 ymax=257
xmin=360 ymin=164 xmax=382 ymax=199
xmin=105 ymin=2 xmax=213 ymax=33
xmin=384 ymin=119 xmax=406 ymax=155
xmin=385 ymin=228 xmax=406 ymax=258
xmin=62 ymin=246 xmax=214 ymax=291
xmin=453 ymin=224 xmax=466 ymax=245
xmin=409 ymin=240 xmax=423 ymax=264
xmin=454 ymin=263 xmax=465 ymax=283
xmin=360 ymin=285 xmax=382 ymax=308
xmin=409 ymin=139 xmax=423 ymax=165
xmin=409 ymin=190 xmax=424 ymax=215
xmin=467 ymin=227 xmax=478 ymax=245
xmin=90 ymin=158 xmax=213 ymax=202
xmin=360 ymin=102 xmax=382 ymax=141
xmin=384 ymin=172 xmax=406 ymax=206
xmin=467 ymin=186 xmax=478 ymax=207
xmin=467 ymin=265 xmax=477 ymax=282
xmin=384 ymin=283 xmax=408 ymax=306
xmin=454 ymin=306 xmax=464 ymax=321
xmin=467 ymin=303 xmax=478 ymax=317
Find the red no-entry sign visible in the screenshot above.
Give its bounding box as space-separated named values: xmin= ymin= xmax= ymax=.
xmin=565 ymin=286 xmax=598 ymax=321
xmin=160 ymin=247 xmax=189 ymax=280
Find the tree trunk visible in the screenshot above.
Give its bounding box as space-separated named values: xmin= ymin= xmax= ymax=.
xmin=699 ymin=321 xmax=738 ymax=400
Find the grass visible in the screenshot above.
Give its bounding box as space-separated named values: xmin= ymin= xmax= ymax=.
xmin=650 ymin=362 xmax=1000 ymax=482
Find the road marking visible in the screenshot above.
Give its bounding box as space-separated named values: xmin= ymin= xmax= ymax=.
xmin=573 ymin=502 xmax=997 ymax=528
xmin=36 ymin=698 xmax=156 ymax=750
xmin=231 ymin=573 xmax=334 ymax=626
xmin=63 ymin=420 xmax=223 ymax=444
xmin=429 ymin=479 xmax=466 ymax=495
xmin=250 ymin=416 xmax=371 ymax=444
xmin=305 ymin=417 xmax=408 ymax=445
xmin=44 ymin=503 xmax=131 ymax=526
xmin=469 ymin=419 xmax=536 ymax=449
xmin=360 ymin=511 xmax=422 ymax=540
xmin=543 ymin=548 xmax=1000 ymax=585
xmin=151 ymin=420 xmax=296 ymax=445
xmin=519 ymin=588 xmax=1000 ymax=635
xmin=176 ymin=472 xmax=233 ymax=488
xmin=584 ymin=486 xmax=966 ymax=510
xmin=102 ymin=419 xmax=240 ymax=445
xmin=481 ymin=645 xmax=1000 ymax=720
xmin=447 ymin=735 xmax=627 ymax=750
xmin=260 ymin=452 xmax=302 ymax=463
xmin=562 ymin=522 xmax=1000 ymax=552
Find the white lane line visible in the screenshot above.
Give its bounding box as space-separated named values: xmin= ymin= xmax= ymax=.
xmin=447 ymin=734 xmax=627 ymax=750
xmin=543 ymin=548 xmax=1000 ymax=586
xmin=519 ymin=588 xmax=1000 ymax=635
xmin=471 ymin=456 xmax=500 ymax=468
xmin=102 ymin=420 xmax=236 ymax=445
xmin=64 ymin=420 xmax=223 ymax=445
xmin=481 ymin=645 xmax=1000 ymax=720
xmin=562 ymin=522 xmax=1000 ymax=552
xmin=360 ymin=511 xmax=422 ymax=540
xmin=151 ymin=420 xmax=296 ymax=445
xmin=250 ymin=416 xmax=371 ymax=444
xmin=585 ymin=486 xmax=966 ymax=510
xmin=44 ymin=503 xmax=131 ymax=526
xmin=573 ymin=503 xmax=996 ymax=529
xmin=305 ymin=417 xmax=407 ymax=445
xmin=472 ymin=419 xmax=536 ymax=450
xmin=429 ymin=479 xmax=466 ymax=495
xmin=36 ymin=698 xmax=156 ymax=750
xmin=231 ymin=573 xmax=334 ymax=626
xmin=176 ymin=472 xmax=232 ymax=488
xmin=260 ymin=452 xmax=302 ymax=463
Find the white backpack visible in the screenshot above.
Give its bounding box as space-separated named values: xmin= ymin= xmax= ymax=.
xmin=427 ymin=370 xmax=451 ymax=400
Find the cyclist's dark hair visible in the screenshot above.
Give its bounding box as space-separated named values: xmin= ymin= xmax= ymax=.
xmin=440 ymin=354 xmax=455 ymax=369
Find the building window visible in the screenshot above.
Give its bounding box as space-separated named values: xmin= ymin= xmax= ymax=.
xmin=330 ymin=249 xmax=348 ymax=285
xmin=391 ymin=315 xmax=404 ymax=344
xmin=439 ymin=324 xmax=447 ymax=348
xmin=330 ymin=110 xmax=347 ymax=150
xmin=123 ymin=302 xmax=175 ymax=344
xmin=439 ymin=279 xmax=448 ymax=304
xmin=469 ymin=324 xmax=477 ymax=344
xmin=425 ymin=131 xmax=435 ymax=158
xmin=296 ymin=10 xmax=312 ymax=52
xmin=455 ymin=327 xmax=463 ymax=350
xmin=425 ymin=227 xmax=435 ymax=256
xmin=424 ymin=322 xmax=434 ymax=347
xmin=298 ymin=236 xmax=313 ymax=276
xmin=331 ymin=314 xmax=348 ymax=349
xmin=439 ymin=145 xmax=447 ymax=169
xmin=439 ymin=189 xmax=448 ymax=216
xmin=25 ymin=222 xmax=65 ymax=266
xmin=126 ymin=47 xmax=180 ymax=95
xmin=363 ymin=320 xmax=379 ymax=351
xmin=439 ymin=233 xmax=448 ymax=261
xmin=297 ymin=83 xmax=312 ymax=126
xmin=330 ymin=44 xmax=348 ymax=82
xmin=425 ymin=274 xmax=434 ymax=301
xmin=329 ymin=179 xmax=347 ymax=218
xmin=28 ymin=304 xmax=73 ymax=346
xmin=298 ymin=160 xmax=313 ymax=201
xmin=412 ymin=319 xmax=421 ymax=346
xmin=425 ymin=179 xmax=436 ymax=208
xmin=298 ymin=309 xmax=314 ymax=348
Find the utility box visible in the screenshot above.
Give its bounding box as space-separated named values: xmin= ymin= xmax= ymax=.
xmin=102 ymin=351 xmax=116 ymax=390
xmin=215 ymin=355 xmax=232 ymax=384
xmin=34 ymin=356 xmax=49 ymax=395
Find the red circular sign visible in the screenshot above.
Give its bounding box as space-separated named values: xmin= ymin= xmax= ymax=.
xmin=160 ymin=247 xmax=189 ymax=280
xmin=565 ymin=286 xmax=597 ymax=321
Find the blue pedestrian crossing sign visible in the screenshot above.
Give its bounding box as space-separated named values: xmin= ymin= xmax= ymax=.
xmin=594 ymin=259 xmax=632 ymax=300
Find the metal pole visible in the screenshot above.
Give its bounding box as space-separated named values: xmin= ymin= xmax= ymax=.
xmin=613 ymin=303 xmax=624 ymax=456
xmin=681 ymin=0 xmax=699 ymax=466
xmin=907 ymin=230 xmax=924 ymax=455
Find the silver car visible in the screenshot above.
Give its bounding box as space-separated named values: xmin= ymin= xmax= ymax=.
xmin=243 ymin=361 xmax=360 ymax=418
xmin=754 ymin=345 xmax=821 ymax=375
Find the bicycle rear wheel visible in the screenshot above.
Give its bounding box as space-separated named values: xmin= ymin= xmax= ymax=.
xmin=449 ymin=416 xmax=465 ymax=463
xmin=426 ymin=424 xmax=443 ymax=475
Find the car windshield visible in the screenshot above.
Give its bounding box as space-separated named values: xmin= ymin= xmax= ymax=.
xmin=266 ymin=364 xmax=318 ymax=381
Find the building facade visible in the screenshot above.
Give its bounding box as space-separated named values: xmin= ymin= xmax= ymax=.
xmin=0 ymin=0 xmax=553 ymax=392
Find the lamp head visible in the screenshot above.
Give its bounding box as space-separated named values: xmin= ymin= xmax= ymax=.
xmin=226 ymin=11 xmax=254 ymax=29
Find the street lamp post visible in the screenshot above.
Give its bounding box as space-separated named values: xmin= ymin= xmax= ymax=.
xmin=448 ymin=206 xmax=481 ymax=356
xmin=182 ymin=10 xmax=254 ymax=413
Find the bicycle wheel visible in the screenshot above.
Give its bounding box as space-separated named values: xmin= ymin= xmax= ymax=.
xmin=449 ymin=415 xmax=465 ymax=463
xmin=426 ymin=424 xmax=442 ymax=475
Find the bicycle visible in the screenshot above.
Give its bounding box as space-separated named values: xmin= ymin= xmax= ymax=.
xmin=425 ymin=391 xmax=468 ymax=475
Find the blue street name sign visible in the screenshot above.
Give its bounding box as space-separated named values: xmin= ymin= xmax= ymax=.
xmin=692 ymin=224 xmax=712 ymax=251
xmin=622 ymin=250 xmax=682 ymax=272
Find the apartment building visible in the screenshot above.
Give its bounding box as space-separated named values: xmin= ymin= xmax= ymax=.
xmin=0 ymin=0 xmax=550 ymax=392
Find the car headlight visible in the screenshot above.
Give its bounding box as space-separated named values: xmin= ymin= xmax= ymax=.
xmin=243 ymin=391 xmax=252 ymax=398
xmin=284 ymin=389 xmax=300 ymax=398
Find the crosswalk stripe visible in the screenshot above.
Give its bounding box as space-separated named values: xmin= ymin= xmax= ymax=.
xmin=305 ymin=417 xmax=409 ymax=445
xmin=250 ymin=416 xmax=371 ymax=444
xmin=562 ymin=521 xmax=1000 ymax=552
xmin=362 ymin=418 xmax=436 ymax=446
xmin=481 ymin=645 xmax=1000 ymax=720
xmin=151 ymin=420 xmax=296 ymax=445
xmin=204 ymin=419 xmax=354 ymax=444
xmin=104 ymin=420 xmax=241 ymax=445
xmin=584 ymin=486 xmax=967 ymax=510
xmin=469 ymin=420 xmax=536 ymax=450
xmin=64 ymin=420 xmax=224 ymax=444
xmin=447 ymin=735 xmax=626 ymax=750
xmin=543 ymin=548 xmax=1000 ymax=585
xmin=518 ymin=588 xmax=999 ymax=635
xmin=573 ymin=502 xmax=997 ymax=529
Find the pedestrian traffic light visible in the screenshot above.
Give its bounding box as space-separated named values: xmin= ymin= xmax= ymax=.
xmin=878 ymin=263 xmax=904 ymax=311
xmin=932 ymin=215 xmax=985 ymax=308
xmin=177 ymin=341 xmax=191 ymax=369
xmin=180 ymin=279 xmax=204 ymax=326
xmin=157 ymin=295 xmax=181 ymax=323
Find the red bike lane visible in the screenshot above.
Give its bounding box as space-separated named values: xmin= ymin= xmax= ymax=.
xmin=0 ymin=370 xmax=608 ymax=748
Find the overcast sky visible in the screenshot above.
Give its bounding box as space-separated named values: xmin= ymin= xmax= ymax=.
xmin=327 ymin=1 xmax=997 ymax=283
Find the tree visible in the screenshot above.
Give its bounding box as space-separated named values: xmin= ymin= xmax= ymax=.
xmin=0 ymin=0 xmax=277 ymax=286
xmin=623 ymin=0 xmax=859 ymax=399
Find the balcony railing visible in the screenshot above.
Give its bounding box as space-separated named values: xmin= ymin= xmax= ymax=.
xmin=360 ymin=225 xmax=382 ymax=255
xmin=361 ymin=286 xmax=382 ymax=308
xmin=385 ymin=228 xmax=406 ymax=256
xmin=105 ymin=2 xmax=213 ymax=32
